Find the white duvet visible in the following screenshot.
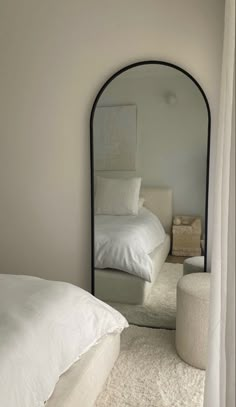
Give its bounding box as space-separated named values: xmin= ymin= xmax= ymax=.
xmin=95 ymin=207 xmax=166 ymax=282
xmin=0 ymin=274 xmax=128 ymax=407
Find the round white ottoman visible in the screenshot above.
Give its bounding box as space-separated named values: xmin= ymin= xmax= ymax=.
xmin=183 ymin=256 xmax=205 ymax=275
xmin=175 ymin=273 xmax=210 ymax=370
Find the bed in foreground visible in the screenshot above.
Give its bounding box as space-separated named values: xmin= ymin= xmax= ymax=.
xmin=0 ymin=274 xmax=128 ymax=407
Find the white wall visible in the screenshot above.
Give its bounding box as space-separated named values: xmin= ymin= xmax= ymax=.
xmin=0 ymin=0 xmax=224 ymax=290
xmin=95 ymin=66 xmax=208 ymax=230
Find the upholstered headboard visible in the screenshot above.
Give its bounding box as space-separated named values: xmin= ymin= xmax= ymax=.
xmin=140 ymin=187 xmax=173 ymax=234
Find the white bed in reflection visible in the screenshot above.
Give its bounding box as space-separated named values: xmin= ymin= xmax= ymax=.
xmin=95 ymin=187 xmax=173 ymax=304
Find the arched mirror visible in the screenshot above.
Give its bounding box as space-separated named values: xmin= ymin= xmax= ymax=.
xmin=90 ymin=61 xmax=210 ymax=329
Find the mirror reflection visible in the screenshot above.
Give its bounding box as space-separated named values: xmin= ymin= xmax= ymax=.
xmin=92 ymin=63 xmax=208 ymax=329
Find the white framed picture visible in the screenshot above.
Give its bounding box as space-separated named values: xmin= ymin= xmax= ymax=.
xmin=94 ymin=105 xmax=137 ymax=171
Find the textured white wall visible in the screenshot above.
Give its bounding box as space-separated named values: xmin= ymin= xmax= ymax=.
xmin=95 ymin=66 xmax=208 ymax=231
xmin=0 ymin=0 xmax=224 ymax=289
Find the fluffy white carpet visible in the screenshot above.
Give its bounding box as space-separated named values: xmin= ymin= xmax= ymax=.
xmin=96 ymin=325 xmax=205 ymax=407
xmin=109 ymin=263 xmax=183 ymax=329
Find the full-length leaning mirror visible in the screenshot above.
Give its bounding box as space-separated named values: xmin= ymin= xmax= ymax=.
xmin=90 ymin=61 xmax=210 ymax=329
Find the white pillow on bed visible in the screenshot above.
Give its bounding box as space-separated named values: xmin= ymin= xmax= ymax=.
xmin=138 ymin=197 xmax=145 ymax=209
xmin=95 ymin=176 xmax=142 ymax=215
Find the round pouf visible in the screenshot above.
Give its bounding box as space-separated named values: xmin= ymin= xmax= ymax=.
xmin=183 ymin=256 xmax=205 ymax=275
xmin=175 ymin=273 xmax=210 ymax=370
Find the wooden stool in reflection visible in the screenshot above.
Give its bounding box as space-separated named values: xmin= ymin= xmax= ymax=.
xmin=172 ymin=216 xmax=202 ymax=257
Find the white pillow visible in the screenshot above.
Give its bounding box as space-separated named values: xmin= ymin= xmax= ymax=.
xmin=95 ymin=176 xmax=142 ymax=215
xmin=138 ymin=197 xmax=145 ymax=209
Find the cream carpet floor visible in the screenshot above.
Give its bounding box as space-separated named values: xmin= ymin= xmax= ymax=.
xmin=96 ymin=325 xmax=205 ymax=407
xmin=109 ymin=263 xmax=183 ymax=329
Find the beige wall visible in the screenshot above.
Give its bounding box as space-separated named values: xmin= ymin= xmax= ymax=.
xmin=0 ymin=0 xmax=224 ymax=290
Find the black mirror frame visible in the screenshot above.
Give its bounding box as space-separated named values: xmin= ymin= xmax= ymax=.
xmin=90 ymin=60 xmax=211 ymax=294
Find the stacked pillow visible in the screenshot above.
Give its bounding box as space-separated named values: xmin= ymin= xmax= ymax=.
xmin=95 ymin=176 xmax=143 ymax=215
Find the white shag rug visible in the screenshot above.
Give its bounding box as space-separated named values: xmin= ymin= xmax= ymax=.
xmin=109 ymin=263 xmax=183 ymax=329
xmin=96 ymin=325 xmax=205 ymax=407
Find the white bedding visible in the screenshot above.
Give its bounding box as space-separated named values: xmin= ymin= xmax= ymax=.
xmin=0 ymin=274 xmax=128 ymax=407
xmin=95 ymin=207 xmax=166 ymax=282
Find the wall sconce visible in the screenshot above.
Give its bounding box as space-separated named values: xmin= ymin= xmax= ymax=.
xmin=165 ymin=92 xmax=177 ymax=105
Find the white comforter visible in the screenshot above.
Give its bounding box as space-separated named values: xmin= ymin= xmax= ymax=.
xmin=0 ymin=274 xmax=128 ymax=407
xmin=95 ymin=207 xmax=166 ymax=282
